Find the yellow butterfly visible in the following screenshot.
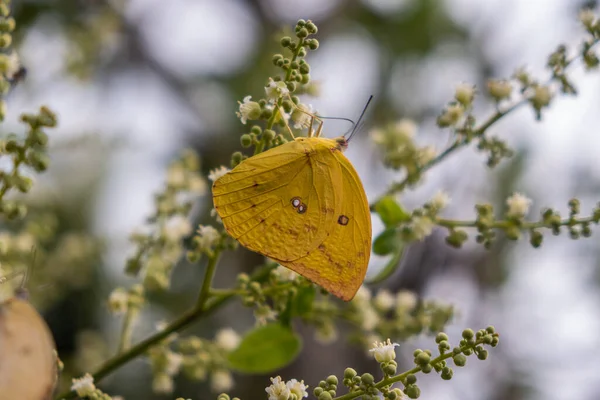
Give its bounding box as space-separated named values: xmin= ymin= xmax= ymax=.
xmin=212 ymin=105 xmax=371 ymax=301
xmin=0 ymin=274 xmax=57 ymax=399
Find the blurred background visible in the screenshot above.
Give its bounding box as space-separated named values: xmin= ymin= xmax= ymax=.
xmin=6 ymin=0 xmax=600 ymax=399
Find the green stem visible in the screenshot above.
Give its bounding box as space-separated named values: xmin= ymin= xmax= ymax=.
xmin=116 ymin=308 xmax=138 ymax=353
xmin=435 ymin=215 xmax=596 ymax=230
xmin=332 ymin=338 xmax=487 ymax=400
xmin=55 ymin=252 xmax=222 ymax=400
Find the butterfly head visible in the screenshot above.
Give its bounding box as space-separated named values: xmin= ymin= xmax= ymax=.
xmin=335 ymin=136 xmax=348 ymax=151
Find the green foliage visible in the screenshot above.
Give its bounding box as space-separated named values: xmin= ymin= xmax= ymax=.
xmin=227 ymin=324 xmax=302 ymax=374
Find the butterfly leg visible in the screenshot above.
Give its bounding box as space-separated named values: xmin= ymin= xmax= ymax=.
xmin=279 ymin=105 xmax=296 ymax=139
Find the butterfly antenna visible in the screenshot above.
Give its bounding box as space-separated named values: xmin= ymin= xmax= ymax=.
xmin=347 ymin=95 xmax=374 ymax=142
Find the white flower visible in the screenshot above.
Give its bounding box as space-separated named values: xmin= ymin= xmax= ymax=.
xmin=152 ymin=373 xmax=174 ymax=394
xmin=108 ymin=288 xmax=128 ymax=314
xmin=396 ymin=290 xmax=417 ymax=311
xmin=579 ymin=9 xmax=596 ymax=28
xmin=71 ymin=373 xmax=96 ymax=397
xmin=506 ymin=192 xmax=532 ymax=217
xmin=254 ymin=305 xmax=278 ymax=326
xmin=210 ymin=208 xmax=223 ymax=224
xmin=274 ymin=265 xmax=298 ymax=282
xmin=373 ymin=289 xmax=395 ymax=312
xmin=211 ymin=370 xmax=234 ymax=392
xmin=14 ymin=232 xmax=36 ymax=253
xmin=369 ymin=338 xmax=399 ymax=363
xmin=188 ymin=175 xmax=207 ymax=194
xmin=196 ymin=225 xmax=221 ymax=250
xmin=438 ymin=103 xmax=464 ymax=127
xmin=370 ymin=128 xmax=386 ymax=145
xmin=291 ymin=103 xmax=314 ymax=129
xmin=286 ymin=378 xmax=309 ymax=398
xmin=266 ymin=376 xmax=291 ymax=400
xmin=411 ymin=216 xmax=434 ymax=240
xmin=215 ymin=328 xmax=241 ymax=351
xmin=394 ymin=119 xmax=417 ymax=139
xmin=0 ymin=52 xmax=21 ymax=80
xmin=265 ymin=78 xmax=290 ymax=102
xmin=416 ymin=146 xmax=437 ymax=166
xmin=353 ymin=285 xmax=372 ymax=304
xmin=208 ymin=166 xmax=230 ymax=182
xmin=236 ymin=95 xmax=261 ymax=124
xmin=166 ymin=164 xmax=186 ymax=187
xmin=455 ymin=83 xmax=475 ymax=106
xmin=361 ymin=305 xmax=379 ymax=331
xmin=165 ymin=351 xmax=183 ymax=376
xmin=430 ymin=191 xmax=451 ymax=211
xmin=164 ymin=215 xmax=192 ymax=242
xmin=531 ymin=85 xmax=553 ymax=109
xmin=487 ymin=79 xmax=512 ymax=101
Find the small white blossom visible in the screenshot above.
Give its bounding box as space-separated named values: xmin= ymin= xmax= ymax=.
xmin=369 ymin=338 xmax=399 ymax=363
xmin=196 ymin=225 xmax=221 ymax=250
xmin=286 ymin=379 xmax=309 ymax=399
xmin=211 ymin=207 xmax=223 ymax=224
xmin=152 ymin=373 xmax=174 ymax=394
xmin=373 ymin=289 xmax=395 ymax=312
xmin=274 ymin=264 xmax=299 ymax=282
xmin=166 ymin=164 xmax=186 ymax=187
xmin=455 ymin=83 xmax=475 ymax=106
xmin=108 ymin=288 xmax=128 ymax=314
xmin=266 ymin=376 xmax=291 ymax=400
xmin=188 ymin=175 xmax=207 ymax=194
xmin=411 ymin=216 xmax=434 ymax=240
xmin=487 ymin=79 xmax=512 ymax=101
xmin=353 ymin=285 xmax=372 ymax=303
xmin=291 ymin=103 xmax=314 ymax=129
xmin=14 ymin=232 xmax=36 ymax=253
xmin=236 ymin=95 xmax=261 ymax=124
xmin=396 ymin=290 xmax=417 ymax=311
xmin=208 ymin=166 xmax=230 ymax=182
xmin=370 ymin=128 xmax=386 ymax=145
xmin=417 ymin=146 xmax=437 ymax=166
xmin=254 ymin=305 xmax=278 ymax=326
xmin=506 ymin=192 xmax=532 ymax=217
xmin=71 ymin=373 xmax=96 ymax=397
xmin=211 ymin=370 xmax=234 ymax=392
xmin=215 ymin=328 xmax=241 ymax=351
xmin=361 ymin=305 xmax=379 ymax=331
xmin=438 ymin=103 xmax=464 ymax=127
xmin=531 ymin=85 xmax=553 ymax=109
xmin=164 ymin=215 xmax=193 ymax=242
xmin=265 ymin=78 xmax=290 ymax=102
xmin=430 ymin=191 xmax=451 ymax=211
xmin=579 ymin=8 xmax=596 ymax=28
xmin=0 ymin=52 xmax=20 ymax=80
xmin=394 ymin=119 xmax=417 ymax=139
xmin=165 ymin=351 xmax=183 ymax=376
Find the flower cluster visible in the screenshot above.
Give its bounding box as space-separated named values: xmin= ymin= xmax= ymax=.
xmin=234 ymin=19 xmax=320 ymax=159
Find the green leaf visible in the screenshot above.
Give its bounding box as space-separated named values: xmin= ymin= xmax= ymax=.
xmin=373 ymin=228 xmax=401 ymax=255
xmin=365 ymin=247 xmax=405 ymax=285
xmin=228 ymin=324 xmax=302 ymax=373
xmin=375 ymin=196 xmax=411 ymax=227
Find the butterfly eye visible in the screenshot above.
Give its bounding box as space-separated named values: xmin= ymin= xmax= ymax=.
xmin=338 ymin=215 xmax=349 ymax=225
xmin=297 ymin=204 xmax=307 ymax=214
xmin=291 ymin=197 xmax=302 ymax=208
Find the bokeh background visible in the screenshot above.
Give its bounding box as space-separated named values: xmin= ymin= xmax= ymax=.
xmin=7 ymin=0 xmax=600 ymax=399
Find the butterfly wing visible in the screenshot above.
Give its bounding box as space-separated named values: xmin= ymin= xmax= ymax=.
xmin=0 ymin=299 xmax=57 ymax=399
xmin=213 ymin=139 xmax=341 ymax=261
xmin=274 ymin=141 xmax=371 ymax=301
